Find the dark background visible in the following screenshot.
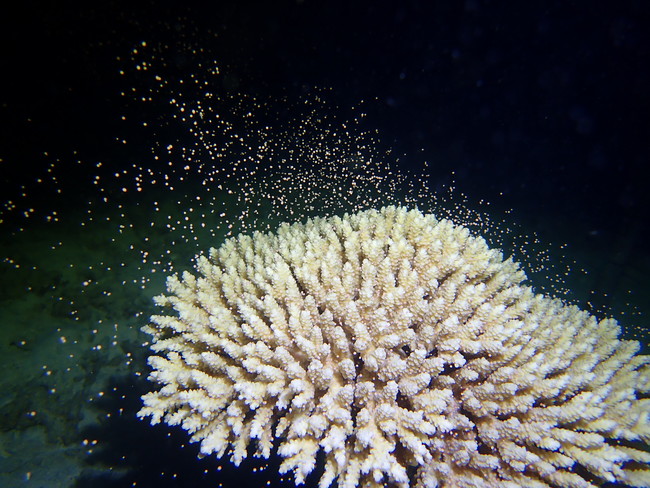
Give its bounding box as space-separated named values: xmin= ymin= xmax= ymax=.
xmin=2 ymin=0 xmax=649 ymax=231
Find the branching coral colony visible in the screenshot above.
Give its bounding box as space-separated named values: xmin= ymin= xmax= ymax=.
xmin=139 ymin=206 xmax=650 ymax=488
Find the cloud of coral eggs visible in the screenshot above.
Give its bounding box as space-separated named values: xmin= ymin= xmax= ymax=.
xmin=139 ymin=206 xmax=650 ymax=488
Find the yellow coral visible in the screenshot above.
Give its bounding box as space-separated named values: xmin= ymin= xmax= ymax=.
xmin=139 ymin=206 xmax=650 ymax=488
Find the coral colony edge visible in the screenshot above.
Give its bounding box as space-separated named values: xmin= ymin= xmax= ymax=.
xmin=138 ymin=206 xmax=650 ymax=488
